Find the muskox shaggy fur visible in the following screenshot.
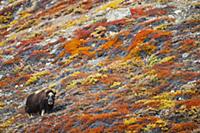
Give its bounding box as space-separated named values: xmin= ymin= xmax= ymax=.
xmin=25 ymin=89 xmax=56 ymax=116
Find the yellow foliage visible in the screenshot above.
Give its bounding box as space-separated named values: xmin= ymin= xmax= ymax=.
xmin=0 ymin=114 xmax=21 ymax=130
xmin=96 ymin=0 xmax=124 ymax=12
xmin=67 ymin=80 xmax=81 ymax=88
xmin=65 ymin=15 xmax=88 ymax=29
xmin=153 ymin=92 xmax=173 ymax=100
xmin=10 ymin=20 xmax=18 ymax=26
xmin=110 ymin=81 xmax=121 ymax=88
xmin=0 ymin=117 xmax=15 ymax=129
xmin=0 ymin=15 xmax=12 ymax=23
xmin=124 ymin=118 xmax=137 ymax=125
xmin=48 ymin=83 xmax=57 ymax=89
xmin=154 ymin=24 xmax=170 ymax=30
xmin=82 ymin=73 xmax=107 ymax=85
xmin=146 ymin=54 xmax=160 ymax=67
xmin=7 ymin=34 xmax=17 ymax=41
xmin=144 ymin=119 xmax=168 ymax=131
xmin=131 ymin=70 xmax=157 ymax=81
xmin=156 ymin=0 xmax=171 ymax=3
xmin=138 ymin=99 xmax=175 ymax=110
xmin=0 ymin=24 xmax=10 ymax=30
xmin=0 ymin=102 xmax=4 ymax=109
xmin=63 ymin=54 xmax=79 ymax=66
xmin=25 ymin=71 xmax=50 ymax=86
xmin=159 ymin=56 xmax=176 ymax=64
xmin=8 ymin=0 xmax=15 ymax=3
xmin=0 ymin=42 xmax=5 ymax=47
xmin=19 ymin=11 xmax=31 ymax=19
xmin=159 ymin=99 xmax=175 ymax=110
xmin=70 ymin=71 xmax=81 ymax=77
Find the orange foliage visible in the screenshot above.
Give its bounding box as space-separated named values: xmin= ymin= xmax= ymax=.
xmin=146 ymin=8 xmax=167 ymax=16
xmin=139 ymin=17 xmax=175 ymax=27
xmin=36 ymin=1 xmax=75 ymax=18
xmin=99 ymin=74 xmax=123 ymax=85
xmin=74 ymin=28 xmax=91 ymax=39
xmin=0 ymin=81 xmax=8 ymax=88
xmin=131 ymin=101 xmax=145 ymax=110
xmin=153 ymin=62 xmax=183 ymax=79
xmin=126 ymin=124 xmax=143 ymax=132
xmin=81 ymin=0 xmax=94 ymax=10
xmin=150 ymin=83 xmax=170 ymax=95
xmin=152 ymin=31 xmax=172 ymax=39
xmin=128 ymin=29 xmax=154 ymax=52
xmin=179 ymin=39 xmax=197 ymax=52
xmin=84 ymin=126 xmax=104 ymax=133
xmin=170 ymin=122 xmax=198 ymax=132
xmin=130 ymin=6 xmax=167 ymax=18
xmin=99 ymin=35 xmax=122 ymax=50
xmin=127 ymin=28 xmax=171 ymax=58
xmin=178 ymin=99 xmax=200 ymax=108
xmin=130 ymin=7 xmax=146 ymax=18
xmin=158 ymin=41 xmax=172 ymax=54
xmin=156 ymin=68 xmax=172 ymax=79
xmin=113 ymin=103 xmax=129 ymax=114
xmin=29 ymin=50 xmax=49 ymax=59
xmin=64 ymin=39 xmax=83 ymax=53
xmin=137 ymin=116 xmax=159 ymax=124
xmin=173 ymin=71 xmax=200 ymax=82
xmin=18 ymin=36 xmax=44 ymax=48
xmin=106 ymin=125 xmax=127 ymax=133
xmin=69 ymin=128 xmax=82 ymax=133
xmin=59 ymin=38 xmax=94 ymax=58
xmin=80 ymin=112 xmax=119 ymax=124
xmin=3 ymin=56 xmax=21 ymax=66
xmin=0 ymin=74 xmax=30 ymax=88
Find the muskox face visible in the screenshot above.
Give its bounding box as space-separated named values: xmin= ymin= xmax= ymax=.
xmin=46 ymin=91 xmax=56 ymax=105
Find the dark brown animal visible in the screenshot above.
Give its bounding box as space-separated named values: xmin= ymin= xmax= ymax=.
xmin=25 ymin=89 xmax=56 ymax=116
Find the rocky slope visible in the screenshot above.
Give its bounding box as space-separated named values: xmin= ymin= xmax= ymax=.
xmin=0 ymin=0 xmax=200 ymax=132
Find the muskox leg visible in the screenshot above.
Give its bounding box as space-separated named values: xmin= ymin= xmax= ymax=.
xmin=30 ymin=114 xmax=33 ymax=118
xmin=27 ymin=113 xmax=33 ymax=118
xmin=41 ymin=109 xmax=45 ymax=116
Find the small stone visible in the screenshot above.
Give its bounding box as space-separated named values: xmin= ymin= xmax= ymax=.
xmin=182 ymin=53 xmax=189 ymax=58
xmin=178 ymin=97 xmax=183 ymax=100
xmin=0 ymin=75 xmax=3 ymax=79
xmin=106 ymin=8 xmax=131 ymax=21
xmin=91 ymin=43 xmax=96 ymax=47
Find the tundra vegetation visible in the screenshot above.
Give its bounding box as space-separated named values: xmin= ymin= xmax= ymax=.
xmin=0 ymin=0 xmax=200 ymax=132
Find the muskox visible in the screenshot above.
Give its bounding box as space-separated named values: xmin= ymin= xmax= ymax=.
xmin=25 ymin=89 xmax=56 ymax=116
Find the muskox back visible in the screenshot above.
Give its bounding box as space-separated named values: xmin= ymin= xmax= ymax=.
xmin=25 ymin=90 xmax=56 ymax=116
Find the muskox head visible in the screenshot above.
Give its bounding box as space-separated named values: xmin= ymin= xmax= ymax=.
xmin=46 ymin=90 xmax=56 ymax=106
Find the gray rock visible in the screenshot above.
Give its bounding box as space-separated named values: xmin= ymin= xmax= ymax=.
xmin=106 ymin=8 xmax=131 ymax=21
